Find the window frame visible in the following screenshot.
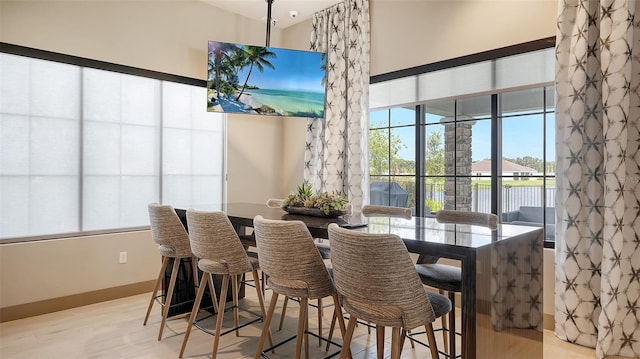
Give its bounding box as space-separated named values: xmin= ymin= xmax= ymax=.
xmin=0 ymin=43 xmax=225 ymax=243
xmin=368 ymin=37 xmax=557 ymax=249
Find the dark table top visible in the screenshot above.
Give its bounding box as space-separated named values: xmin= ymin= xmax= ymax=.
xmin=178 ymin=203 xmax=543 ymax=256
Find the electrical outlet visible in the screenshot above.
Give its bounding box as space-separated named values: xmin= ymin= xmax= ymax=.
xmin=119 ymin=251 xmax=127 ymax=264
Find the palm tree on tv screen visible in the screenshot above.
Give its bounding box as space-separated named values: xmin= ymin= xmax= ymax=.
xmin=235 ymin=46 xmax=276 ymax=101
xmin=209 ymin=42 xmax=236 ymax=99
xmin=228 ymin=47 xmax=249 ymax=87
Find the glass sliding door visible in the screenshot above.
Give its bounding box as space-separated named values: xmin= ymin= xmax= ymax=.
xmin=499 ymin=87 xmax=555 ymax=243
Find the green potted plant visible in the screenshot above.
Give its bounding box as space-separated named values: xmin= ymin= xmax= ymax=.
xmin=282 ymin=183 xmax=349 ymax=217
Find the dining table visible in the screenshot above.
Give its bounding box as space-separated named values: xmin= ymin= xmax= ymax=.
xmin=174 ymin=202 xmax=544 ymax=359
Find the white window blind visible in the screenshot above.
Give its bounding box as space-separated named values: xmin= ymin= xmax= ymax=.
xmin=0 ymin=53 xmax=226 ymax=240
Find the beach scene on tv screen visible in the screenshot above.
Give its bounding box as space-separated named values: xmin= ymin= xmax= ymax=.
xmin=207 ymin=41 xmax=326 ymax=118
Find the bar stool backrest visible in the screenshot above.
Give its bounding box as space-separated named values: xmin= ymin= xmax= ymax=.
xmin=253 ymin=215 xmax=334 ymax=299
xmin=148 ymin=203 xmax=192 ymax=258
xmin=362 ymin=204 xmax=412 ymax=219
xmin=435 ymin=210 xmax=498 ymax=229
xmin=265 ymin=198 xmax=283 ymax=208
xmin=328 ymin=224 xmax=435 ymax=330
xmin=186 ymin=209 xmax=253 ymax=275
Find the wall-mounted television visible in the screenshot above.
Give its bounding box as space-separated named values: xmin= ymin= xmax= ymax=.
xmin=207 ymin=40 xmax=326 ymax=118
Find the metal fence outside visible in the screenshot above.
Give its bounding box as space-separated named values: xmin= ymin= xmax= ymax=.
xmin=424 ymin=182 xmax=556 ymax=213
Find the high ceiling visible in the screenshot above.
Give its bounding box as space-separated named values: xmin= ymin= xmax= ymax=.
xmin=202 ymin=0 xmax=342 ymax=29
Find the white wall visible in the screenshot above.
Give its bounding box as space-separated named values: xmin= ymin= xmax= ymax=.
xmin=0 ymin=231 xmax=157 ymax=307
xmin=1 ymin=0 xmax=271 ymax=79
xmin=0 ymin=0 xmax=558 ymax=315
xmin=369 ymin=0 xmax=558 ymax=76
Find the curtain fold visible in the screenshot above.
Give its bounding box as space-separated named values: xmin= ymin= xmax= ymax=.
xmin=305 ymin=0 xmax=370 ymax=213
xmin=555 ymin=0 xmax=640 ymax=358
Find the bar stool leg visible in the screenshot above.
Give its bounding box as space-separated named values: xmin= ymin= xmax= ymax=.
xmin=255 ymin=291 xmax=279 ymax=359
xmin=207 ymin=273 xmax=219 ymax=313
xmin=251 ymin=270 xmax=274 ymax=350
xmin=278 ymin=296 xmax=289 ymax=331
xmin=232 ymin=274 xmax=240 ymax=336
xmin=376 ymin=325 xmax=385 ymax=359
xmin=158 ymin=258 xmax=181 ymax=341
xmin=390 ymin=327 xmax=401 ymax=359
xmin=332 ymin=294 xmax=351 ymax=358
xmin=339 ymin=316 xmax=358 ymax=359
xmin=305 ymin=305 xmax=310 ymax=359
xmin=318 ymin=297 xmax=323 ymax=346
xmin=212 ymin=274 xmax=230 ymax=359
xmin=400 ymin=328 xmax=408 ymax=356
xmin=179 ymin=273 xmax=208 ymax=358
xmin=425 ymin=323 xmax=440 ymax=359
xmin=325 ymin=309 xmax=337 ymax=352
xmin=191 ymin=257 xmax=199 ymax=295
xmin=144 ymin=256 xmax=169 ymax=326
xmin=294 ymin=297 xmax=308 ymax=359
xmin=440 ymin=290 xmax=449 ymax=355
xmin=406 ymin=328 xmax=415 ymax=348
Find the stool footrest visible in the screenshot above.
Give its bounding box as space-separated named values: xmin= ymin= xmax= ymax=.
xmin=192 ymin=305 xmax=263 ymax=337
xmin=259 ymin=330 xmax=343 ymax=359
xmin=406 ymin=331 xmax=462 ymax=359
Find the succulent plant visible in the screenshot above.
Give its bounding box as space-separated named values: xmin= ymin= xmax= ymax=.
xmin=282 ymin=183 xmax=348 ymax=215
xmin=297 ymin=182 xmax=313 ymax=198
xmin=282 ymin=182 xmax=312 ymax=208
xmin=304 ymin=192 xmax=348 ymax=215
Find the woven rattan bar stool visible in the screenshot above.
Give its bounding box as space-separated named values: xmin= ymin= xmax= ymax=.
xmin=325 ymin=203 xmax=413 ymax=351
xmin=328 ymin=223 xmax=451 ymax=359
xmin=252 ymin=215 xmax=349 ymax=359
xmin=414 ymin=209 xmax=498 ymax=359
xmin=144 ymin=203 xmax=199 ymax=341
xmin=265 ymin=198 xmax=333 ymax=345
xmin=179 ymin=210 xmax=272 ymax=359
xmin=347 ymin=204 xmax=412 ymax=342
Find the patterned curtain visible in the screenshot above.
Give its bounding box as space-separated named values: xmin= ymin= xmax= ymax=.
xmin=555 ymin=1 xmax=640 ymax=358
xmin=305 ymin=0 xmax=370 ymax=212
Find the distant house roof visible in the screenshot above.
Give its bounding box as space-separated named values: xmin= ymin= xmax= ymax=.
xmin=472 ymin=159 xmax=536 ymax=173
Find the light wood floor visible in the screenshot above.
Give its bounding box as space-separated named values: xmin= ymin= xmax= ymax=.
xmin=0 ymin=288 xmax=596 ymax=358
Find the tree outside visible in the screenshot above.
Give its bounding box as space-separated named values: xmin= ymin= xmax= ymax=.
xmin=368 ymin=125 xmax=555 ymax=213
xmin=369 ymin=128 xmax=405 ymax=175
xmin=425 ymin=130 xmax=445 ymax=177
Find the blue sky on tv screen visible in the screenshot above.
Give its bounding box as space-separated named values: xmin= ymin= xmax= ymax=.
xmin=240 ymin=48 xmax=324 ymax=93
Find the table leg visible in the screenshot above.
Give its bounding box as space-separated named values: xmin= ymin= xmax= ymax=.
xmin=461 ymin=251 xmax=477 ymax=359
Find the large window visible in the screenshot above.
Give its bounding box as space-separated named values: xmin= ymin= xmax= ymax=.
xmin=0 ymin=50 xmax=225 ymax=241
xmin=369 ymin=107 xmax=416 ymax=211
xmin=368 ymin=40 xmax=556 ymax=246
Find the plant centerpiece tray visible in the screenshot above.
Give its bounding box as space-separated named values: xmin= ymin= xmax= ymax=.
xmin=282 ymin=206 xmax=347 ymax=218
xmin=282 ymin=183 xmax=349 ymax=218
